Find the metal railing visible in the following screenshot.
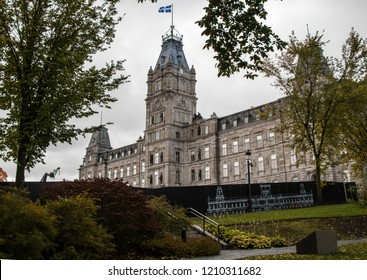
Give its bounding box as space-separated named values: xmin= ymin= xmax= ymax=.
xmin=187 ymin=207 xmax=222 ymax=242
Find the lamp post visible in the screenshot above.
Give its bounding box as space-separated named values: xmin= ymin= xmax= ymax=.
xmin=245 ymin=149 xmax=253 ymax=212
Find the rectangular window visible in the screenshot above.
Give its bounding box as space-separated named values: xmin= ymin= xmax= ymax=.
xmin=191 ymin=169 xmax=196 ymax=182
xmin=233 ymin=119 xmax=237 ymax=127
xmin=127 ymin=166 xmax=130 ymax=176
xmin=258 ymin=156 xmax=264 ymax=172
xmin=244 ymin=137 xmax=250 ymax=151
xmin=191 ymin=150 xmax=195 ymax=161
xmin=271 ymin=154 xmax=278 ymax=169
xmin=205 ymin=166 xmax=210 ymax=180
xmin=141 ymin=178 xmax=145 ymax=187
xmin=114 ymin=169 xmax=118 ymax=179
xmin=141 ymin=162 xmax=145 ymax=173
xmin=133 ymin=165 xmax=137 ymax=175
xmin=269 ymin=131 xmax=275 ymax=141
xmin=204 ymin=147 xmax=210 ymax=159
xmin=155 ymin=131 xmax=160 ymax=141
xmin=233 ymin=140 xmax=239 ymax=153
xmin=120 ymin=168 xmax=123 ymax=177
xmin=222 ymin=143 xmax=227 ymax=156
xmin=291 ymin=150 xmax=297 ymax=165
xmin=154 ymin=171 xmax=159 ymax=185
xmin=256 ymin=135 xmax=263 ymax=148
xmin=155 ymin=153 xmax=159 ymax=164
xmin=176 ymin=131 xmax=180 ymax=139
xmin=205 ymin=125 xmax=209 ymax=134
xmin=234 ymin=161 xmax=240 ymax=175
xmin=223 ymin=164 xmax=228 ymax=177
xmin=175 ymin=151 xmax=181 ymax=163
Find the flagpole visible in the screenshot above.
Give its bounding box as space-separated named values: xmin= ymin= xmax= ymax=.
xmin=171 ymin=4 xmax=174 ymax=27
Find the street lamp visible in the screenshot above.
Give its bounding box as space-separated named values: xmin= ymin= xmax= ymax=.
xmin=245 ymin=149 xmax=253 ymax=212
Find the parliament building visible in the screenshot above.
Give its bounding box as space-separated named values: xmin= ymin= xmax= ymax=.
xmin=79 ymin=27 xmax=349 ymax=188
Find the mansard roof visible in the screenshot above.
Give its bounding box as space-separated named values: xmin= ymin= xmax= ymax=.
xmin=88 ymin=126 xmax=112 ymax=152
xmin=155 ymin=26 xmax=190 ymax=70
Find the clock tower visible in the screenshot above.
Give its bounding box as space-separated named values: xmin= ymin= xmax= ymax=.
xmin=144 ymin=26 xmax=197 ymax=186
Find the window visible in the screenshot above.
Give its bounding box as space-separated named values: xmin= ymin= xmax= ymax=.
xmin=155 ymin=131 xmax=160 ymax=141
xmin=197 ymin=126 xmax=201 ymax=136
xmin=160 ymin=112 xmax=164 ymax=122
xmin=198 ymin=149 xmax=202 ymax=160
xmin=205 ymin=166 xmax=210 ymax=180
xmin=204 ymin=147 xmax=210 ymax=159
xmin=191 ymin=169 xmax=196 ymax=182
xmin=244 ymin=116 xmax=249 ymax=123
xmin=244 ymin=137 xmax=250 ymax=150
xmin=191 ymin=150 xmax=195 ymax=161
xmin=133 ymin=165 xmax=137 ymax=175
xmin=222 ymin=143 xmax=227 ymax=156
xmin=141 ymin=178 xmax=145 ymax=187
xmin=175 ymin=151 xmax=181 ymax=163
xmin=223 ymin=164 xmax=228 ymax=177
xmin=258 ymin=156 xmax=264 ymax=172
xmin=291 ymin=150 xmax=297 ymax=165
xmin=269 ymin=131 xmax=275 ymax=141
xmin=155 ymin=152 xmax=159 ymax=164
xmin=160 ymin=152 xmax=164 ymax=163
xmin=234 ymin=161 xmax=240 ymax=175
xmin=154 ymin=171 xmax=159 ymax=185
xmin=141 ymin=162 xmax=145 ymax=173
xmin=127 ymin=166 xmax=130 ymax=176
xmin=151 ymin=115 xmax=155 ymax=125
xmin=205 ymin=125 xmax=209 ymax=134
xmin=108 ymin=170 xmax=111 ymax=179
xmin=256 ymin=135 xmax=263 ymax=148
xmin=233 ymin=119 xmax=237 ymax=127
xmin=198 ymin=169 xmax=202 ymax=181
xmin=221 ymin=122 xmax=226 ymax=130
xmin=175 ymin=170 xmax=181 ymax=183
xmin=271 ymin=154 xmax=278 ymax=169
xmin=150 ymin=154 xmax=154 ymax=164
xmin=98 ymin=172 xmax=102 ymax=178
xmin=120 ymin=168 xmax=123 ymax=177
xmin=114 ymin=169 xmax=118 ymax=179
xmin=233 ymin=140 xmax=239 ymax=153
xmin=176 ymin=131 xmax=180 ymax=139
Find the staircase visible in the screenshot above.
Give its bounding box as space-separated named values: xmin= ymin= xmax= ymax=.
xmin=187 ymin=208 xmax=228 ymax=248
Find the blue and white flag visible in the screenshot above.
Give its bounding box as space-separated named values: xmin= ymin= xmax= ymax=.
xmin=158 ymin=5 xmax=172 ymax=13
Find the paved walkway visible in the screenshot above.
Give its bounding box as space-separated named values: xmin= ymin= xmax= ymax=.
xmin=190 ymin=238 xmax=367 ymax=260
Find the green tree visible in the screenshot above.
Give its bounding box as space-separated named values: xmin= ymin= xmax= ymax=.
xmin=0 ymin=0 xmax=128 ymax=185
xmin=46 ymin=195 xmax=115 ymax=259
xmin=196 ymin=0 xmax=286 ymax=78
xmin=0 ymin=188 xmax=56 ymax=259
xmin=263 ymin=30 xmax=367 ymax=202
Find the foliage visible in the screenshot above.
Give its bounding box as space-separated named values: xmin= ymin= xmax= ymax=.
xmin=41 ymin=178 xmax=160 ymax=257
xmin=147 ymin=195 xmax=190 ymax=235
xmin=263 ymin=30 xmax=367 ymax=201
xmin=208 ymin=225 xmax=287 ymax=249
xmin=46 ymin=195 xmax=115 ymax=259
xmin=143 ymin=232 xmax=221 ymax=259
xmin=196 ymin=0 xmax=286 ymax=78
xmin=0 ymin=0 xmax=128 ymax=185
xmin=0 ymin=188 xmax=56 ymax=259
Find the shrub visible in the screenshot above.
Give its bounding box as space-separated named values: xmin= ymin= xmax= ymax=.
xmin=207 ymin=225 xmax=287 ymax=249
xmin=41 ymin=178 xmax=160 ymax=257
xmin=0 ymin=189 xmax=56 ymax=259
xmin=143 ymin=233 xmax=221 ymax=259
xmin=46 ymin=195 xmax=115 ymax=259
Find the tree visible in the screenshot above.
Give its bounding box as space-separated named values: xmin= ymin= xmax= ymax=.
xmin=262 ymin=30 xmax=367 ymax=202
xmin=196 ymin=0 xmax=286 ymax=78
xmin=0 ymin=0 xmax=128 ymax=185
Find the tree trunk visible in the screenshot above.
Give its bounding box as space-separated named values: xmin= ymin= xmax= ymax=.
xmin=15 ymin=145 xmax=27 ymax=186
xmin=315 ymin=160 xmax=323 ymax=204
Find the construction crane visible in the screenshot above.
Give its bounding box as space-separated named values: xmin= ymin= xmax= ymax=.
xmin=40 ymin=167 xmax=60 ymax=182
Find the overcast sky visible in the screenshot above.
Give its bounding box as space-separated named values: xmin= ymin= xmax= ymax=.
xmin=1 ymin=0 xmax=367 ymax=182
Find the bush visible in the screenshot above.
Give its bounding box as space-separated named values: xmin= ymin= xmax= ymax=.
xmin=208 ymin=225 xmax=287 ymax=249
xmin=0 ymin=189 xmax=56 ymax=259
xmin=41 ymin=178 xmax=160 ymax=257
xmin=46 ymin=195 xmax=115 ymax=259
xmin=143 ymin=233 xmax=221 ymax=259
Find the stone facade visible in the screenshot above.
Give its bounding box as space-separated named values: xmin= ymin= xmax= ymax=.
xmin=79 ymin=27 xmax=349 ymax=187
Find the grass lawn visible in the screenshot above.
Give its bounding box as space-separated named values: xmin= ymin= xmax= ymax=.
xmin=244 ymin=242 xmax=367 ymax=260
